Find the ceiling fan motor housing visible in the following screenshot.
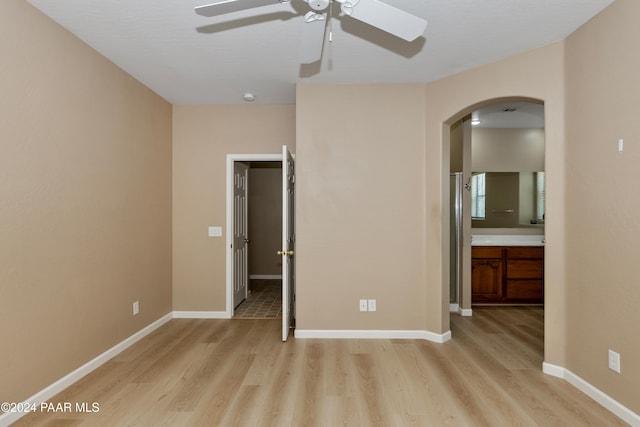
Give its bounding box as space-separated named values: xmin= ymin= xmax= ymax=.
xmin=307 ymin=0 xmax=330 ymax=11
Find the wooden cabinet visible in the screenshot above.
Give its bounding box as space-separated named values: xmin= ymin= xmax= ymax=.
xmin=472 ymin=246 xmax=544 ymax=304
xmin=505 ymin=247 xmax=544 ymax=302
xmin=471 ymin=247 xmax=503 ymax=300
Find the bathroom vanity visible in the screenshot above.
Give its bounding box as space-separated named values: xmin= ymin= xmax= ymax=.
xmin=471 ymin=235 xmax=544 ymax=305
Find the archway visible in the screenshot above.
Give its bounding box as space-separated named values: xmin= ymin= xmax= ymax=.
xmin=442 ymin=97 xmax=547 ymax=353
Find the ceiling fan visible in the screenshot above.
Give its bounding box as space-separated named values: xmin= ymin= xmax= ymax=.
xmin=195 ymin=0 xmax=427 ymax=64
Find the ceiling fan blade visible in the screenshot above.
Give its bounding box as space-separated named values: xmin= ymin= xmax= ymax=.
xmin=300 ymin=12 xmax=327 ymax=64
xmin=339 ymin=0 xmax=427 ymax=42
xmin=195 ymin=0 xmax=281 ymax=17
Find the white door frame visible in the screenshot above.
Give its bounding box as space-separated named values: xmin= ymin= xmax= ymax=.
xmin=225 ymin=153 xmax=283 ymax=318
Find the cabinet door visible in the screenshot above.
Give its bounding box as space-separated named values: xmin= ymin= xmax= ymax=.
xmin=472 ymin=259 xmax=503 ymax=300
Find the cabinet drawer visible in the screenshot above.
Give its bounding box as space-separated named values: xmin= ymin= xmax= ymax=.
xmin=506 ymin=280 xmax=544 ymax=301
xmin=472 ymin=247 xmax=503 ymax=259
xmin=506 ymin=247 xmax=544 ymax=259
xmin=507 ymin=259 xmax=544 ymax=279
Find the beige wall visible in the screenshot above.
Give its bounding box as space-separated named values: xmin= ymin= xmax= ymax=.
xmin=172 ymin=105 xmax=294 ymax=311
xmin=565 ymin=0 xmax=640 ymax=412
xmin=294 ymin=45 xmax=565 ymax=340
xmin=472 ymin=128 xmax=545 ymax=172
xmin=296 ymin=83 xmax=428 ymax=330
xmin=424 ymin=43 xmax=566 ymax=359
xmin=293 ymin=40 xmax=567 ymax=343
xmin=0 ymin=0 xmax=173 ymax=403
xmin=248 ymin=167 xmax=283 ymax=277
xmin=294 ymin=43 xmax=566 ymax=340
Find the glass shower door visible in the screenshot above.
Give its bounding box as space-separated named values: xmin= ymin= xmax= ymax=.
xmin=450 ymin=173 xmax=463 ymax=304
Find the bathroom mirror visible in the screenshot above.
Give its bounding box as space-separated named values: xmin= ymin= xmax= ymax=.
xmin=471 ymin=171 xmax=544 ymax=228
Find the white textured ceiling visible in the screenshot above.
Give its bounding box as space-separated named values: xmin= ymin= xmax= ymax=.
xmin=26 ymin=0 xmax=614 ymax=105
xmin=474 ymin=102 xmax=545 ymax=129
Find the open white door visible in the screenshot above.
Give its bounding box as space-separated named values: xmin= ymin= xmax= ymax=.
xmin=233 ymin=162 xmax=249 ymax=309
xmin=280 ymin=145 xmax=295 ymax=341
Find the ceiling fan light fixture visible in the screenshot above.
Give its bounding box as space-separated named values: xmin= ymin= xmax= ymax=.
xmin=307 ymin=0 xmax=330 ymax=11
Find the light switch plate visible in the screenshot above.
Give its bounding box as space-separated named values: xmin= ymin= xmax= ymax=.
xmin=608 ymin=349 xmax=621 ymax=373
xmin=208 ymin=226 xmax=222 ymax=237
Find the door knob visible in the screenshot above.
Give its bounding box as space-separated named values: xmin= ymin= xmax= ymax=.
xmin=244 ymin=239 xmax=250 ymax=244
xmin=277 ymin=250 xmax=294 ymax=256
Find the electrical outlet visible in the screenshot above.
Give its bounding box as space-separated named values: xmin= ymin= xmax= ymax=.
xmin=133 ymin=301 xmax=139 ymax=316
xmin=368 ymin=299 xmax=377 ymax=312
xmin=608 ymin=349 xmax=621 ymax=373
xmin=359 ymin=299 xmax=368 ymax=312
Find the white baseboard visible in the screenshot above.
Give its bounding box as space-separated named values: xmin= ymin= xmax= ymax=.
xmin=249 ymin=275 xmax=282 ymax=280
xmin=294 ymin=329 xmax=452 ymax=344
xmin=0 ymin=313 xmax=173 ymax=427
xmin=543 ymin=362 xmax=640 ymax=426
xmin=541 ymin=361 xmax=565 ymax=378
xmin=172 ymin=311 xmax=229 ymax=319
xmin=449 ymin=304 xmax=473 ymax=317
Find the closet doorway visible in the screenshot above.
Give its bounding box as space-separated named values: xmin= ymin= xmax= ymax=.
xmin=236 ymin=161 xmax=283 ymax=319
xmin=226 ymin=147 xmax=296 ymax=341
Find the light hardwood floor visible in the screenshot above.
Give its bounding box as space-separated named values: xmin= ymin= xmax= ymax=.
xmin=14 ymin=308 xmax=626 ymax=426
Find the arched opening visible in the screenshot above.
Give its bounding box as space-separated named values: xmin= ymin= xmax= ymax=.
xmin=442 ymin=96 xmax=546 ymax=360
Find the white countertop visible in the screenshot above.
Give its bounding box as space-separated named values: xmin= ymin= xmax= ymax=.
xmin=471 ymin=235 xmax=545 ymax=246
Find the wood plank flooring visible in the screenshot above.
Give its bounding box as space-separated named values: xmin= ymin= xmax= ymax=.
xmin=13 ymin=307 xmax=626 ymax=426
